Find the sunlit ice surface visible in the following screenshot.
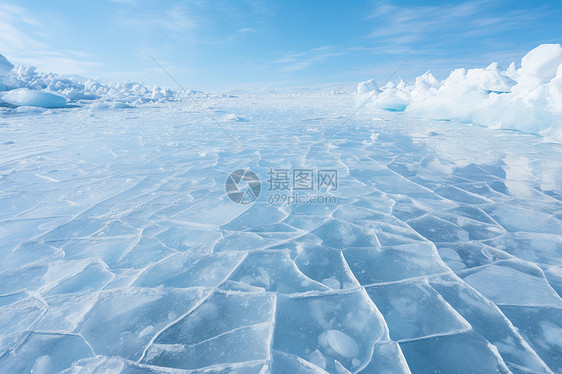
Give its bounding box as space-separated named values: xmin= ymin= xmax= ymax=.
xmin=0 ymin=95 xmax=561 ymax=373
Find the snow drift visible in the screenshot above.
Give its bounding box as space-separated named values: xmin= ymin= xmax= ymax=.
xmin=358 ymin=44 xmax=562 ymax=138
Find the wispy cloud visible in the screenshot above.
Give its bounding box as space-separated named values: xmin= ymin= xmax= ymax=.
xmin=0 ymin=4 xmax=45 ymax=52
xmin=0 ymin=3 xmax=101 ymax=74
xmin=120 ymin=5 xmax=198 ymax=35
xmin=272 ymin=46 xmax=345 ymax=72
xmin=227 ymin=27 xmax=257 ymax=41
xmin=367 ymin=0 xmax=545 ymax=48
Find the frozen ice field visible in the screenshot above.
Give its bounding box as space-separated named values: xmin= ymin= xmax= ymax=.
xmin=0 ymin=94 xmax=562 ymax=373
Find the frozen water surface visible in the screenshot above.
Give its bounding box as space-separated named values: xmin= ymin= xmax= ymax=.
xmin=0 ymin=94 xmax=561 ymax=373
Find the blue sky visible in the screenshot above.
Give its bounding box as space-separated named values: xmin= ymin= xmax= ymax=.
xmin=1 ymin=0 xmax=561 ymax=91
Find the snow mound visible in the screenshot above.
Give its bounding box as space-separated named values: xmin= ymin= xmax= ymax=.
xmin=359 ymin=44 xmax=562 ymax=138
xmin=1 ymin=88 xmax=67 ymax=108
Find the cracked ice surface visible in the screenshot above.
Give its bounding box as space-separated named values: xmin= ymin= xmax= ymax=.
xmin=0 ymin=95 xmax=561 ymax=373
